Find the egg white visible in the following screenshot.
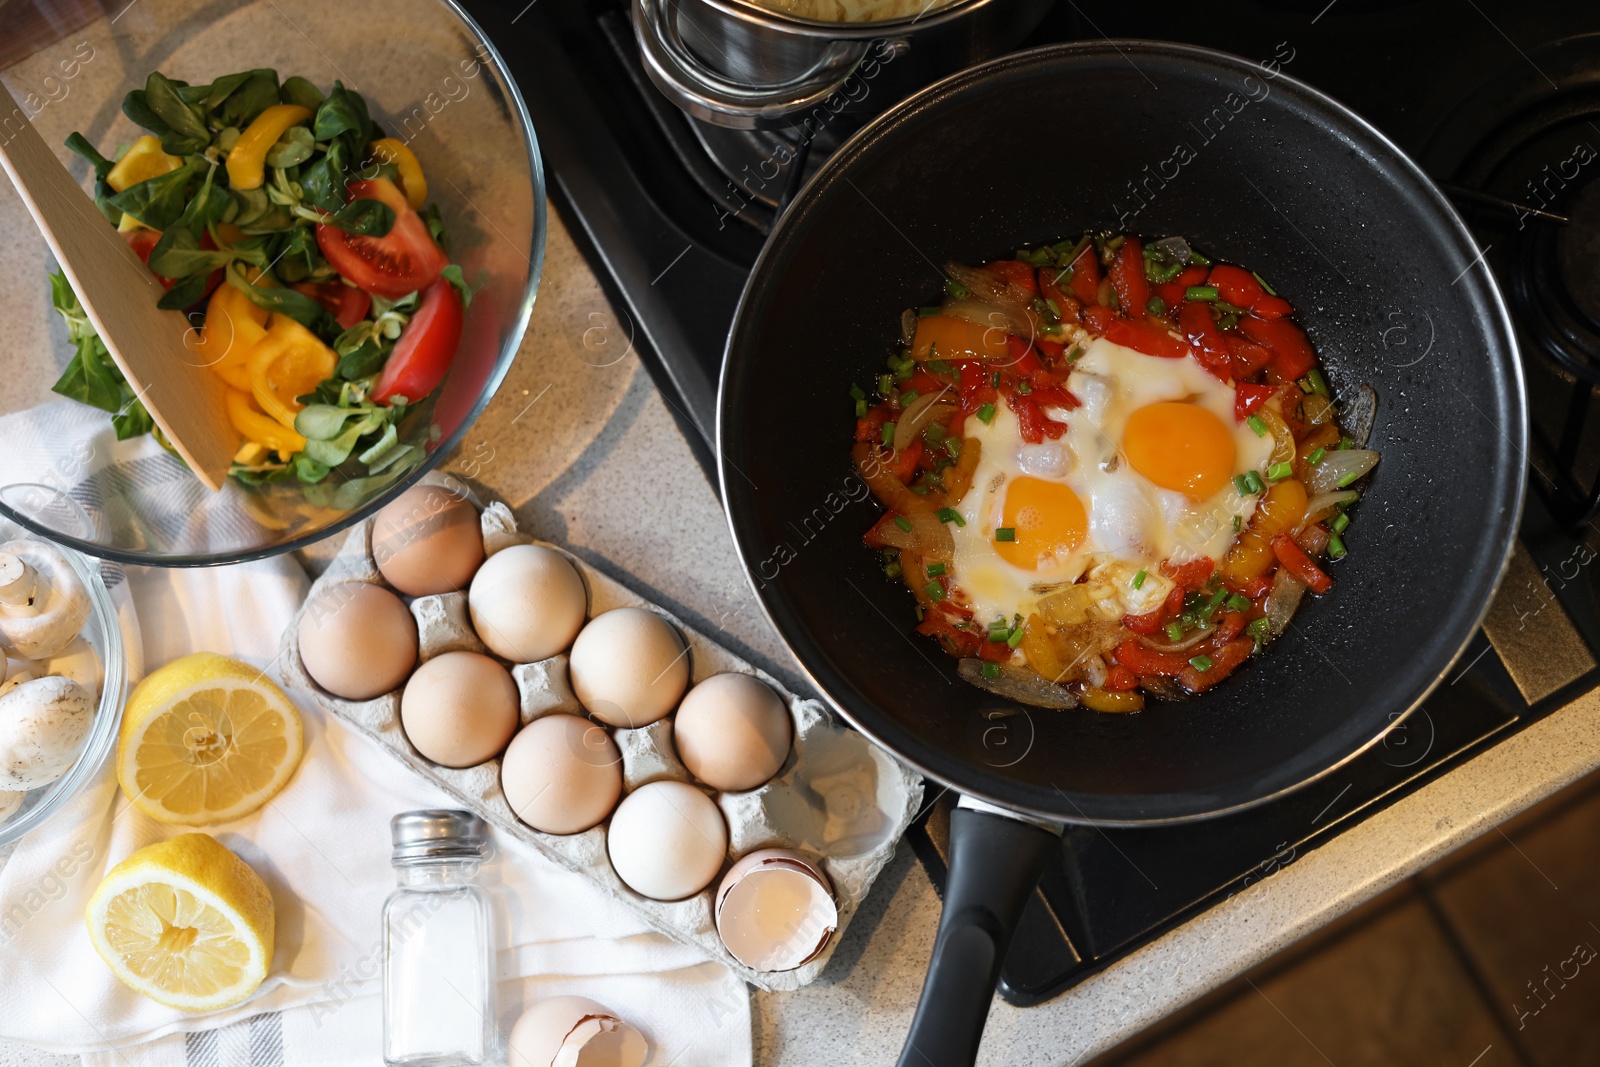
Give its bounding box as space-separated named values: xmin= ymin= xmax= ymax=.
xmin=950 ymin=336 xmax=1277 ymax=629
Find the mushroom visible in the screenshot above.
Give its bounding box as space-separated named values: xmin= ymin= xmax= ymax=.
xmin=0 ymin=541 xmax=90 ymax=660
xmin=0 ymin=789 xmax=23 ymax=823
xmin=0 ymin=676 xmax=94 ymax=790
xmin=42 ymin=638 xmax=103 ymax=703
xmin=0 ymin=667 xmax=35 ymax=698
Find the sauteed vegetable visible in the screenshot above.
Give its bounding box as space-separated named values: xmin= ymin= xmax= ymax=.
xmin=48 ymin=70 xmax=470 ymax=500
xmin=854 ymin=233 xmax=1378 ymax=713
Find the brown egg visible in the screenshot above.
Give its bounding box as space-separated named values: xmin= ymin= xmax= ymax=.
xmin=568 ymin=608 xmax=688 ymax=729
xmin=501 ymin=714 xmax=622 ymax=834
xmin=298 ymin=583 xmax=417 ymax=700
xmin=400 ymin=651 xmax=518 ymax=768
xmin=674 ymin=673 xmax=792 ymax=792
xmin=468 ymin=544 xmax=588 ymax=662
xmin=372 ymin=484 xmax=484 ymax=596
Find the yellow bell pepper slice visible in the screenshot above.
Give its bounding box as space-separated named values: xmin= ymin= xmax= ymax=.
xmin=226 ymin=104 xmax=314 ymax=191
xmin=107 ymin=135 xmax=183 ymax=193
xmin=247 ymin=317 xmax=337 ymax=431
xmin=225 ymin=388 xmax=306 ymax=455
xmin=192 ymin=282 xmax=272 ymax=391
xmin=368 ymin=138 xmax=427 ymax=210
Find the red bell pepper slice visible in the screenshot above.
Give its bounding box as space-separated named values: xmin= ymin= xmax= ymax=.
xmin=1113 ymin=638 xmax=1192 ymax=677
xmin=1216 ymin=611 xmax=1247 ymax=642
xmin=1038 ymin=268 xmax=1081 ymax=327
xmin=1006 ymin=392 xmax=1067 ymax=444
xmin=1271 ymin=534 xmax=1333 ymax=594
xmin=1110 ymin=237 xmax=1150 ymax=318
xmin=1180 ymin=637 xmax=1254 ymax=693
xmin=1105 ymin=664 xmax=1140 ymax=691
xmin=1207 ymin=265 xmax=1293 ymax=320
xmin=1068 ymin=243 xmax=1101 ymax=306
xmin=1179 ymin=301 xmax=1231 ymax=381
xmin=987 ymin=259 xmax=1039 ymax=298
xmin=1122 ymin=609 xmax=1165 ymax=635
xmin=855 ymin=405 xmax=887 ymax=443
xmin=1224 ymin=335 xmax=1276 ymax=379
xmin=1240 ymin=317 xmax=1317 ymax=380
xmin=1161 ymin=557 xmax=1215 ymax=591
xmin=888 ymin=439 xmax=923 ymax=482
xmin=1233 ymin=381 xmax=1277 ymax=422
xmin=1154 ymin=264 xmax=1210 ymax=309
xmin=1104 ymin=318 xmax=1193 ymax=360
xmin=1082 ymin=304 xmax=1116 ymax=335
xmin=917 ymin=609 xmax=981 ymax=657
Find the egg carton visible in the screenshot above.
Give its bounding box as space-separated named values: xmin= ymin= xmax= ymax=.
xmin=278 ymin=480 xmax=923 ymax=991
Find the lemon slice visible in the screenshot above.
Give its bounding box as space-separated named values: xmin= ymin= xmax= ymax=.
xmin=117 ymin=653 xmax=303 ymax=826
xmin=86 ymin=833 xmax=275 ymax=1011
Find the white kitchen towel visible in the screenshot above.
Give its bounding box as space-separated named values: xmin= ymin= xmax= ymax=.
xmin=0 ymin=555 xmax=752 ymax=1066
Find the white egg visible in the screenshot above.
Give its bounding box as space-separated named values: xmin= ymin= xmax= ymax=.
xmin=606 ymin=780 xmax=727 ymax=901
xmin=948 ymin=335 xmax=1277 ymax=630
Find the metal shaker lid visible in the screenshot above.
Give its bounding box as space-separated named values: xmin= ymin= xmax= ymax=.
xmin=390 ymin=809 xmax=491 ymax=865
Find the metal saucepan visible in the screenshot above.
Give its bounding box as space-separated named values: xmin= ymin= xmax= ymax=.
xmin=632 ymin=0 xmax=1053 ymax=129
xmin=718 ymin=42 xmax=1525 ymax=1064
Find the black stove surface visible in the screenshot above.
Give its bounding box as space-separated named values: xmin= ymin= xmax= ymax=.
xmin=459 ymin=0 xmax=1600 ymax=1006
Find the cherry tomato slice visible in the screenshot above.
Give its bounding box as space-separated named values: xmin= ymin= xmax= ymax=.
xmin=315 ymin=178 xmax=448 ymax=299
xmin=292 ymin=280 xmax=372 ymax=331
xmin=371 ymin=278 xmax=463 ymax=405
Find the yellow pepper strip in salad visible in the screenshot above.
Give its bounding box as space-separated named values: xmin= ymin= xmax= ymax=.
xmin=225 ymin=388 xmax=306 ymax=456
xmin=191 ymin=283 xmax=271 ymax=392
xmin=247 ymin=317 xmax=337 ymax=430
xmin=226 ymin=104 xmax=314 ymax=190
xmin=368 ymin=138 xmax=427 ymax=210
xmin=107 ymin=135 xmax=183 ymax=194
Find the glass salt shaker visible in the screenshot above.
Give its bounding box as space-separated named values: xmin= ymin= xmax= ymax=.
xmin=383 ymin=810 xmax=497 ymax=1067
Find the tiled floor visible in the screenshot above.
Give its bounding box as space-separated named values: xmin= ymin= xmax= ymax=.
xmin=1087 ymin=773 xmax=1600 ymax=1067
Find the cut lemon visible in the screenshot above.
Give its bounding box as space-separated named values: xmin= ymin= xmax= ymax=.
xmin=87 ymin=833 xmax=275 ymax=1011
xmin=117 ymin=653 xmax=303 ymax=826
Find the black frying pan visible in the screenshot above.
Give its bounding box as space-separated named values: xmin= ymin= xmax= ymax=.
xmin=717 ymin=42 xmax=1525 ymax=1065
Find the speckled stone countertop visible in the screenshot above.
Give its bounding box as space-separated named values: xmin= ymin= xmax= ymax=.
xmin=3 ymin=61 xmax=1600 ymax=1067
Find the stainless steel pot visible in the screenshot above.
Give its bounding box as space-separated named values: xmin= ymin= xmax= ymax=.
xmin=632 ymin=0 xmax=1053 ymax=129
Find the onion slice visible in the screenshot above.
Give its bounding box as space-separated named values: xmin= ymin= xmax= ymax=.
xmin=1306 ymin=449 xmax=1379 ymax=494
xmin=893 ymin=389 xmax=956 ymax=452
xmin=1303 ymin=393 xmax=1336 ymax=426
xmin=1137 ymin=625 xmax=1215 ymax=653
xmin=958 ymin=659 xmax=1079 ymax=709
xmin=1264 ymin=568 xmax=1307 ymax=636
xmin=1343 ymin=385 xmax=1377 ymax=448
xmin=944 ymin=262 xmax=1037 ymax=336
xmin=1302 ymin=489 xmax=1359 ymax=526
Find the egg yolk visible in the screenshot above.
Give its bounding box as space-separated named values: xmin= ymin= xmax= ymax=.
xmin=1122 ymin=401 xmax=1237 ymax=499
xmin=993 ymin=476 xmax=1087 ymax=570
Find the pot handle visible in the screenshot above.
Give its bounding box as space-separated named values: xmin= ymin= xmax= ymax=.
xmin=896 ymin=799 xmax=1062 ymax=1067
xmin=632 ymin=0 xmax=870 ymax=130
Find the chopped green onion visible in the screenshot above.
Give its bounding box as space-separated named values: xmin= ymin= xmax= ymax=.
xmin=1339 ymin=436 xmax=1353 ymax=450
xmin=1212 ymin=300 xmax=1248 ymax=315
xmin=982 ymin=661 xmax=1001 ymax=679
xmin=884 ymin=561 xmax=902 ymax=578
xmin=1007 ymin=626 xmax=1026 ymax=649
xmin=1233 ymin=514 xmax=1242 ymax=532
xmin=1306 ymin=369 xmax=1329 ymax=397
xmin=882 ymin=422 xmax=896 ymax=446
xmin=1247 ymin=617 xmax=1271 ymax=645
xmin=936 ymin=507 xmax=965 ymax=527
xmin=1267 ymin=461 xmax=1294 ymax=482
xmin=1308 ymin=446 xmax=1326 ymax=466
xmin=925 ymin=421 xmax=948 ymax=444
xmin=1331 ymin=511 xmax=1350 ymax=535
xmin=928 ymin=359 xmax=954 ymax=375
xmin=1045 ymin=297 xmax=1062 ymax=318
xmin=945 ymin=279 xmax=970 ymax=300
xmin=1226 ymin=593 xmax=1251 ymax=613
xmin=1298 ymin=378 xmax=1316 ymax=395
xmin=849 ymin=383 xmax=865 ymax=401
xmin=1185 ymin=285 xmax=1219 ymax=302
xmin=895 ymin=364 xmax=914 ymax=382
xmin=924 ymin=581 xmax=946 ymax=601
xmin=1132 ymin=569 xmax=1147 ymax=589
xmin=991 ymin=371 xmax=1001 ymax=388
xmin=1201 ymin=588 xmax=1228 ymax=620
xmin=1252 ymin=270 xmax=1278 ymax=296
xmin=1247 ymin=415 xmax=1269 ymax=437
xmin=1189 ymin=249 xmax=1212 ymax=266
xmin=1328 ymin=534 xmax=1347 ymax=559
xmin=1146 ymin=295 xmax=1167 ymax=317
xmin=1189 ymin=655 xmax=1214 ymax=672
xmin=926 ymin=562 xmax=946 ymax=576
xmin=914 ymin=604 xmax=925 ymax=622
xmin=909 ymin=485 xmax=930 ymax=495
xmin=900 ymin=389 xmax=919 ymax=407
xmin=944 ymin=437 xmax=962 ymax=459
xmin=976 ymin=402 xmax=996 ymax=424
xmin=892 ymin=515 xmax=912 ymax=532
xmin=1245 ymin=470 xmax=1265 ymax=494
xmin=987 ymin=619 xmax=1010 ymax=641
xmin=1166 ymin=621 xmax=1186 ymax=642
xmin=1234 ymin=470 xmax=1265 ymax=495
xmin=1065 ymin=345 xmax=1084 ymax=362
xmin=1017 ymin=380 xmax=1033 ymax=395
xmin=1218 ymin=313 xmax=1240 ymax=331
xmin=1337 ymin=471 xmax=1361 ymax=488
xmin=918 ymin=306 xmax=942 ymax=317
xmin=877 ymin=374 xmax=893 ymax=395
xmin=855 ymin=399 xmax=867 ymax=417
xmin=994 ymin=527 xmax=1016 ymax=542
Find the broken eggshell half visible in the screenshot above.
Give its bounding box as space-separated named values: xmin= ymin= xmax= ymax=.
xmin=714 ymin=848 xmax=839 ymax=972
xmin=508 ymin=995 xmax=648 ymax=1067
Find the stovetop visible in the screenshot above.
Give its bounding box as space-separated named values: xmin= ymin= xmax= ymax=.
xmin=459 ymin=0 xmax=1600 ymax=1006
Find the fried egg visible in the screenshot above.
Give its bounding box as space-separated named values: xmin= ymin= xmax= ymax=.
xmin=951 ymin=336 xmax=1277 ymax=627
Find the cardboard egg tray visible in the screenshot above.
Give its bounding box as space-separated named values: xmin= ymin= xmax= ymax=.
xmin=278 ymin=481 xmax=923 ymax=991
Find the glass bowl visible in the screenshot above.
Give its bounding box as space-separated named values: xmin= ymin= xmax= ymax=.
xmin=0 ymin=0 xmax=545 ymax=566
xmin=0 ymin=520 xmax=126 ymax=848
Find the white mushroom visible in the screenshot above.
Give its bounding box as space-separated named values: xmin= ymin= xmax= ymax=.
xmin=0 ymin=541 xmax=90 ymax=660
xmin=0 ymin=667 xmax=36 ymax=698
xmin=0 ymin=789 xmax=23 ymax=823
xmin=43 ymin=638 xmax=103 ymax=703
xmin=0 ymin=676 xmax=94 ymax=790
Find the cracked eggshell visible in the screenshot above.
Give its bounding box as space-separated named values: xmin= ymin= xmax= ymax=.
xmin=715 ymin=849 xmax=838 ymax=973
xmin=502 ymin=714 xmax=622 ymax=835
xmin=0 ymin=676 xmax=94 ymax=790
xmin=569 ymin=608 xmax=688 ymax=729
xmin=372 ymin=484 xmax=484 ymax=597
xmin=298 ymin=583 xmax=418 ymax=700
xmin=606 ymin=780 xmax=727 ymax=901
xmin=674 ymin=673 xmax=791 ymax=792
xmin=469 ymin=544 xmax=587 ymax=662
xmin=509 ymin=996 xmax=647 ymax=1067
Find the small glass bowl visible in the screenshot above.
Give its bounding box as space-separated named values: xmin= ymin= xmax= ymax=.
xmin=0 ymin=0 xmax=545 ymax=566
xmin=0 ymin=520 xmax=127 ymax=848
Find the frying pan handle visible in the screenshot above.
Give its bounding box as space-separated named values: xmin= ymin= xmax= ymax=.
xmin=896 ymin=800 xmax=1062 ymax=1067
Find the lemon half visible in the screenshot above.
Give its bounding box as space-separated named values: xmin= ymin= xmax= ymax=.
xmin=86 ymin=833 xmax=275 ymax=1011
xmin=117 ymin=653 xmax=303 ymax=826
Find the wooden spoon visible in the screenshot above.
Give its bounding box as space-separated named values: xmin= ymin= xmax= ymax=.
xmin=0 ymin=82 xmax=234 ymax=491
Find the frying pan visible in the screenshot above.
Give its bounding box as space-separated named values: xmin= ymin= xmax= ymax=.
xmin=717 ymin=42 xmax=1525 ymax=1065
